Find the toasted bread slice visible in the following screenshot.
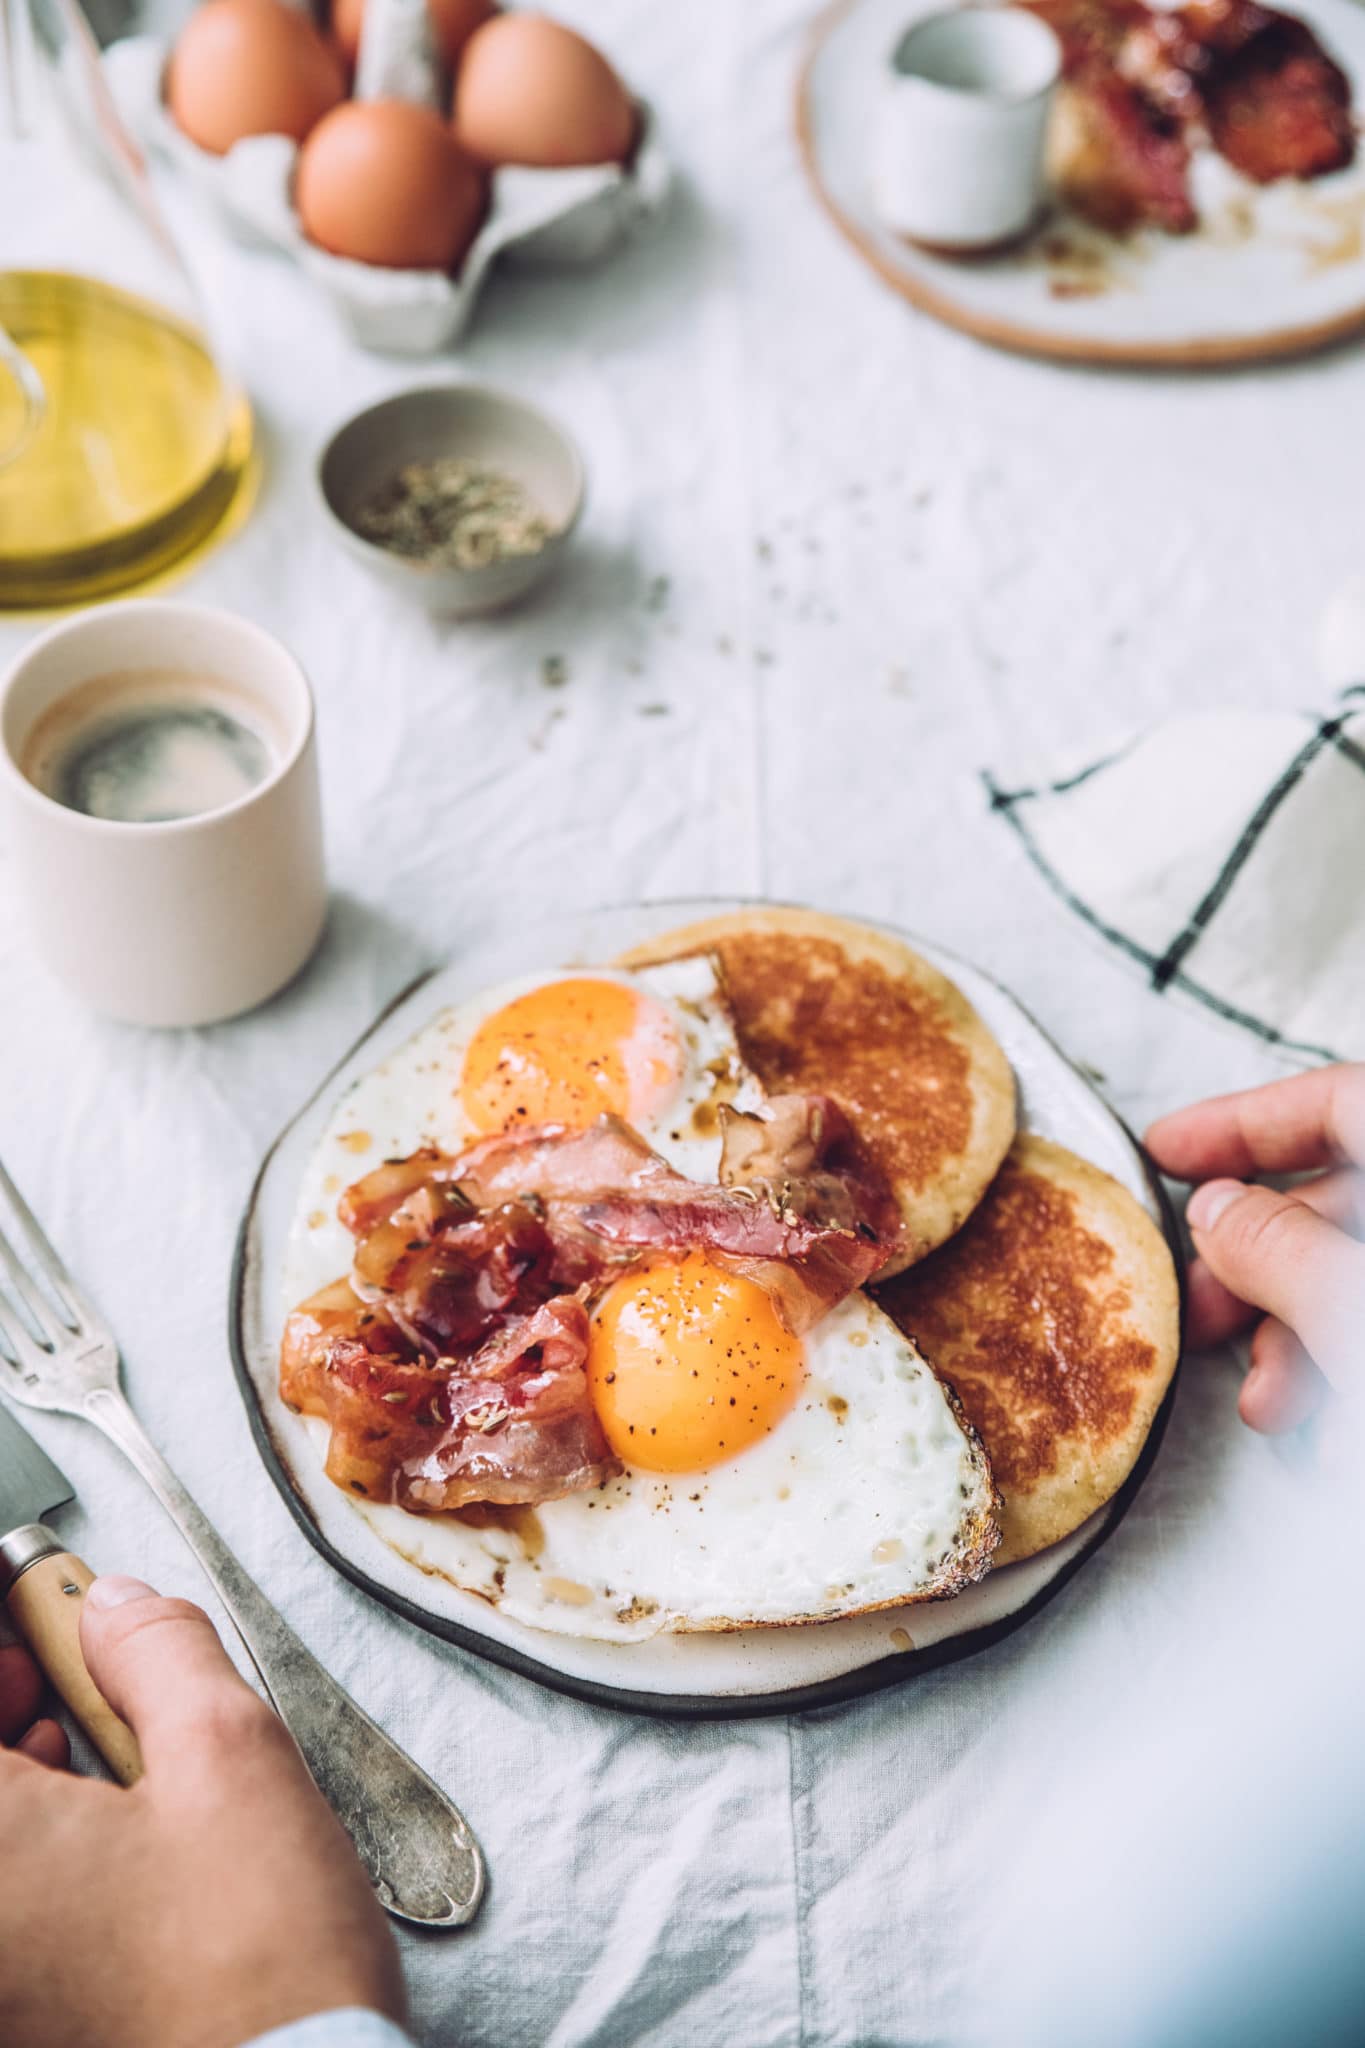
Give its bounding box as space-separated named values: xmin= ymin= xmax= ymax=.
xmin=876 ymin=1134 xmax=1180 ymax=1565
xmin=620 ymin=907 xmax=1017 ymax=1279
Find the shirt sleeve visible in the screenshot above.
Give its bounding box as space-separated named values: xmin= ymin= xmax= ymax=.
xmin=239 ymin=2010 xmax=418 ymax=2048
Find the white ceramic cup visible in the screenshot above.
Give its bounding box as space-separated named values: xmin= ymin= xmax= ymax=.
xmin=874 ymin=8 xmax=1062 ymax=252
xmin=0 ymin=601 xmax=326 ymax=1028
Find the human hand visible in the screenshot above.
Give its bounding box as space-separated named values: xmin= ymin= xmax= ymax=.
xmin=0 ymin=1576 xmax=405 ymax=2048
xmin=1146 ymin=1065 xmax=1365 ymax=1433
xmin=0 ymin=1638 xmax=67 ymax=1769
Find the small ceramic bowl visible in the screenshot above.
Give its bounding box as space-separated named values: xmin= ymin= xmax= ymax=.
xmin=316 ymin=384 xmax=585 ymax=618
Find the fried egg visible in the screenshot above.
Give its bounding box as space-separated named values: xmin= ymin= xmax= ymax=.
xmin=289 ymin=953 xmax=764 ymax=1286
xmin=328 ymin=1272 xmax=996 ymax=1640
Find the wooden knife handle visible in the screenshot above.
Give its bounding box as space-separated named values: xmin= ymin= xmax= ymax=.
xmin=6 ymin=1551 xmax=143 ymax=1786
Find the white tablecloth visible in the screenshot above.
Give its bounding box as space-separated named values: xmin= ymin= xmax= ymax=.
xmin=2 ymin=2 xmax=1357 ymax=2040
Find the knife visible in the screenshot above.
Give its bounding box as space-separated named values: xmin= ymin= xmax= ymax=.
xmin=0 ymin=1402 xmax=141 ymax=1785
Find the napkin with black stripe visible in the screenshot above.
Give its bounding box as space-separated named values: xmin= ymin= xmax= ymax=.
xmin=986 ymin=686 xmax=1365 ymax=1064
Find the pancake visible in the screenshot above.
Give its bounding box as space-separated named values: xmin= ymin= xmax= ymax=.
xmin=875 ymin=1134 xmax=1180 ymax=1565
xmin=619 ymin=907 xmax=1017 ymax=1278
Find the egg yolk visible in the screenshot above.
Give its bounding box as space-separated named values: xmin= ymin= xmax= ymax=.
xmin=587 ymin=1252 xmax=804 ymax=1473
xmin=460 ymin=977 xmax=683 ymax=1134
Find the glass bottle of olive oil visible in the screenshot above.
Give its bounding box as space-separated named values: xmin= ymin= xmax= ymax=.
xmin=0 ymin=272 xmax=253 ymax=608
xmin=0 ymin=0 xmax=253 ymax=607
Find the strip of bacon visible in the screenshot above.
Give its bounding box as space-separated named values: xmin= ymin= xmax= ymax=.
xmin=283 ymin=1093 xmax=897 ymax=1512
xmin=1063 ymin=69 xmax=1198 ymax=232
xmin=281 ymin=1279 xmax=616 ymax=1509
xmin=341 ymin=1098 xmax=900 ymax=1338
xmin=370 ymin=1203 xmax=570 ymax=1353
xmin=290 ymin=1161 xmax=631 ymax=1510
xmin=337 ymin=1148 xmax=459 ymax=1236
xmin=447 ymin=1098 xmax=894 ymax=1332
xmin=1016 ymin=0 xmax=1197 ymax=232
xmin=1178 ymin=0 xmax=1355 ymax=182
xmin=718 ymin=1093 xmax=902 ymax=1245
xmin=280 ymin=1277 xmax=411 ymax=1414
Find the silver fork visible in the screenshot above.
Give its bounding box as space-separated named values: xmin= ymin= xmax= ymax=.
xmin=0 ymin=1153 xmax=485 ymax=1927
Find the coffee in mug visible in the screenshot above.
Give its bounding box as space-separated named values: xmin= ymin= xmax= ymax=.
xmin=0 ymin=602 xmax=326 ymax=1028
xmin=21 ymin=668 xmax=277 ymax=825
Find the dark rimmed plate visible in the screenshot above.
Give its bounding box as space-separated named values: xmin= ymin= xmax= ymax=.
xmin=230 ymin=899 xmax=1183 ymax=1719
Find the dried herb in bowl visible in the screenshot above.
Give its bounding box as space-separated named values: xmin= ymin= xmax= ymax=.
xmin=351 ymin=458 xmax=554 ymax=571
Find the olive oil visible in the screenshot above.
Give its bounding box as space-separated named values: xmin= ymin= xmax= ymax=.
xmin=0 ymin=271 xmax=253 ymax=608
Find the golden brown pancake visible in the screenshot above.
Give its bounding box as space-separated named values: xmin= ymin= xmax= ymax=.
xmin=875 ymin=1134 xmax=1181 ymax=1565
xmin=620 ymin=906 xmax=1017 ymax=1278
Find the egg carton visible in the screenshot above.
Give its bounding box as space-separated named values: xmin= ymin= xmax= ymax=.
xmin=101 ymin=34 xmax=670 ymax=354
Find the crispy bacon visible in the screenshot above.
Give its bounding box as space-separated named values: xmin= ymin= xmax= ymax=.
xmin=1020 ymin=0 xmax=1197 ymax=231
xmin=448 ymin=1100 xmax=894 ymax=1332
xmin=293 ymin=1148 xmax=635 ymax=1511
xmin=449 ymin=1095 xmax=888 ymax=1237
xmin=283 ymin=1094 xmax=897 ymax=1512
xmin=400 ymin=1398 xmax=613 ymax=1513
xmin=449 ymin=1118 xmax=664 ymax=1212
xmin=280 ymin=1278 xmax=614 ymax=1510
xmin=719 ymin=1093 xmax=902 ymax=1245
xmin=577 ymin=1101 xmax=893 ymax=1332
xmin=377 ymin=1204 xmax=565 ymax=1352
xmin=1178 ymin=0 xmax=1354 ymax=182
xmin=1016 ymin=0 xmax=1352 ymax=234
xmin=337 ymin=1148 xmax=459 ymax=1236
xmin=280 ymin=1279 xmax=411 ymax=1411
xmin=1061 ymin=69 xmax=1197 ymax=233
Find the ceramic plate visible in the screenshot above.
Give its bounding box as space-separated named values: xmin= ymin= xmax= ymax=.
xmin=231 ymin=900 xmax=1182 ymax=1718
xmin=798 ymin=0 xmax=1365 ymax=367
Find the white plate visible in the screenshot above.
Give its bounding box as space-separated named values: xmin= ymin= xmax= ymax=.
xmin=798 ymin=0 xmax=1365 ymax=367
xmin=231 ymin=900 xmax=1181 ymax=1716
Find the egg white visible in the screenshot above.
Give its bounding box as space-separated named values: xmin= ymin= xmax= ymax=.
xmin=319 ymin=1286 xmax=989 ymax=1641
xmin=284 ymin=953 xmax=764 ymax=1296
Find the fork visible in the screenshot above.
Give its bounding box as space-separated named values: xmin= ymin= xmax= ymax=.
xmin=0 ymin=1154 xmax=485 ymax=1928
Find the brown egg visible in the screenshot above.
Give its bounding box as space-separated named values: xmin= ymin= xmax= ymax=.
xmin=167 ymin=0 xmax=347 ymax=156
xmin=453 ymin=14 xmax=637 ymax=169
xmin=296 ymin=99 xmax=488 ymax=271
xmin=332 ymin=0 xmax=495 ymax=72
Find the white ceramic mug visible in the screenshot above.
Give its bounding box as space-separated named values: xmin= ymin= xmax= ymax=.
xmin=0 ymin=601 xmax=326 ymax=1028
xmin=874 ymin=7 xmax=1061 ymax=252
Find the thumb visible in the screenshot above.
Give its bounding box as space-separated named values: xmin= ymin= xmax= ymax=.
xmin=79 ymin=1577 xmax=277 ymax=1782
xmin=1186 ymin=1179 xmax=1365 ymax=1391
